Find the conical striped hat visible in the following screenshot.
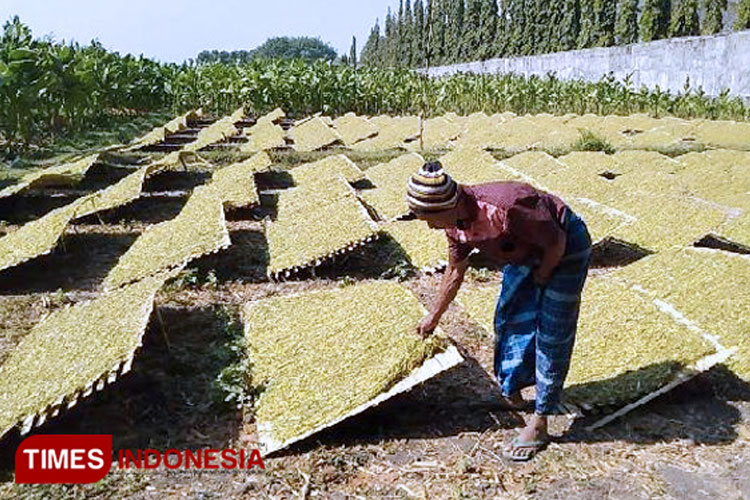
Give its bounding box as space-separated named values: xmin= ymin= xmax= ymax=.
xmin=406 ymin=161 xmax=459 ymax=213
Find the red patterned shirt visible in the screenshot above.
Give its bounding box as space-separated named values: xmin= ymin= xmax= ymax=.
xmin=446 ymin=182 xmax=568 ymax=266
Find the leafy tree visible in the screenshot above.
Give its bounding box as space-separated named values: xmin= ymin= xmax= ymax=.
xmin=616 ymin=0 xmax=640 ymax=44
xmin=736 ymin=0 xmax=750 ymax=30
xmin=670 ymin=0 xmax=700 ymax=37
xmin=702 ymin=0 xmax=727 ymax=35
xmin=593 ymin=0 xmax=616 ymax=46
xmin=559 ymin=0 xmax=581 ymax=51
xmin=249 ymin=37 xmax=337 ymax=61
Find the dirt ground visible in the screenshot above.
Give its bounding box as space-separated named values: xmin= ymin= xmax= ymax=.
xmin=1 ymin=158 xmax=749 ymax=499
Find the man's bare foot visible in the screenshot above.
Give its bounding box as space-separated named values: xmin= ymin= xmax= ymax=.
xmin=503 ymin=414 xmax=550 ymax=462
xmin=497 ymin=391 xmax=527 ymax=410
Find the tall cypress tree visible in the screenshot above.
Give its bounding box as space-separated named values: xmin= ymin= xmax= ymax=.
xmin=414 ymin=0 xmax=426 ymax=66
xmin=349 ymin=36 xmax=358 ymax=68
xmin=640 ymin=0 xmax=671 ymax=41
xmin=447 ymin=0 xmax=466 ymax=62
xmin=395 ymin=0 xmax=405 ymax=67
xmin=384 ymin=8 xmax=397 ymax=66
xmin=546 ymin=0 xmax=564 ymax=52
xmin=478 ymin=0 xmax=499 ymax=59
xmin=495 ymin=0 xmax=510 ymax=56
xmin=594 ymin=0 xmax=616 ymax=46
xmin=461 ymin=0 xmax=482 ymax=61
xmin=669 ymin=0 xmax=700 ymax=37
xmin=509 ymin=0 xmax=529 ymax=55
xmin=559 ymin=0 xmax=581 ymax=51
xmin=616 ymin=0 xmax=639 ymax=44
xmin=361 ymin=21 xmax=381 ymax=66
xmin=578 ymin=0 xmax=596 ymax=48
xmin=735 ymin=0 xmax=750 ymax=30
xmin=403 ymin=0 xmax=414 ymax=66
xmin=702 ymin=0 xmax=727 ymax=35
xmin=533 ymin=0 xmax=551 ymax=54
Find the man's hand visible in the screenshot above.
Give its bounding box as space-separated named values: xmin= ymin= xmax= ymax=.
xmin=417 ymin=313 xmax=440 ymax=338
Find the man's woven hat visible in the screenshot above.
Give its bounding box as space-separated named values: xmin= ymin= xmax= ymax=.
xmin=406 ymin=161 xmax=459 ymax=213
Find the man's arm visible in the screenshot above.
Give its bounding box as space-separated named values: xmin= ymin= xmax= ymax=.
xmin=417 ymin=258 xmax=469 ymax=338
xmin=534 ymin=231 xmax=566 ymax=284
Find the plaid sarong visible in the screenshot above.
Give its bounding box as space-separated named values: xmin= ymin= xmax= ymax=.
xmin=493 ymin=208 xmax=592 ymax=414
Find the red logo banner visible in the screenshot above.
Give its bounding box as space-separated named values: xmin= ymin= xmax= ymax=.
xmin=15 ymin=435 xmax=113 ymax=484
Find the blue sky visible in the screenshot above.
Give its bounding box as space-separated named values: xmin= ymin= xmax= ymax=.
xmin=1 ymin=1 xmax=398 ymax=62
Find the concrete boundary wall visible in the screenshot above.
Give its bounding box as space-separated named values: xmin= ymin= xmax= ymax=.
xmin=424 ymin=31 xmax=750 ymax=99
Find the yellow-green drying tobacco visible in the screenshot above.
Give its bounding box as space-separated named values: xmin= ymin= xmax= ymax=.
xmin=74 ymin=167 xmax=149 ymax=219
xmin=438 ymin=148 xmax=522 ymax=185
xmin=211 ymin=152 xmax=272 ymax=208
xmin=361 ymin=152 xmax=424 ymax=221
xmin=241 ymin=121 xmax=287 ymax=153
xmin=290 ymin=116 xmax=342 ymax=152
xmin=0 ymin=268 xmax=178 ymax=439
xmin=611 ymin=248 xmax=750 ymax=380
xmin=351 ymin=115 xmax=420 ymax=151
xmin=0 ymin=199 xmax=84 ymax=272
xmin=244 ymin=280 xmax=449 ymax=451
xmin=674 ymin=150 xmax=750 ymax=207
xmin=183 ymin=110 xmax=241 ymax=152
xmin=103 ymin=185 xmax=230 ymax=289
xmin=266 ymin=178 xmax=378 ymax=277
xmin=693 ymin=120 xmax=750 ymax=149
xmin=456 ymin=275 xmax=714 ymax=407
xmin=383 ymin=219 xmax=448 ymax=272
xmin=291 ymin=154 xmax=364 ymax=185
xmin=332 ymin=112 xmax=378 ymax=146
xmin=0 ymin=154 xmax=99 ymax=198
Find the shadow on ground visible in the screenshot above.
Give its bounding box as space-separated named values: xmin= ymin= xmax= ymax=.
xmin=0 ymin=305 xmax=243 ymax=476
xmin=0 ymin=232 xmax=138 ymax=294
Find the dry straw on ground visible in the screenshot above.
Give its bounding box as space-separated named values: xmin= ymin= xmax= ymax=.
xmin=266 ymin=177 xmax=378 ymax=277
xmin=383 ymin=219 xmax=448 ymax=272
xmin=611 ymin=248 xmax=750 ymax=380
xmin=210 ymin=152 xmax=272 ymax=208
xmin=104 ymin=184 xmax=230 ymax=289
xmin=290 ymin=116 xmax=342 ymax=153
xmin=244 ymin=280 xmax=449 ymax=450
xmin=332 ymin=112 xmax=378 ymax=146
xmin=0 ymin=153 xmax=99 ymax=199
xmin=361 ymin=152 xmax=425 ymax=221
xmin=0 ymin=268 xmax=177 ymax=440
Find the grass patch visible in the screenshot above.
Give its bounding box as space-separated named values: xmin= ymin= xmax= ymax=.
xmin=572 ymin=129 xmax=615 ymax=154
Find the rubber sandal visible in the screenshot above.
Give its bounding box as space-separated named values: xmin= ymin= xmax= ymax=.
xmin=502 ymin=436 xmax=549 ymax=462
